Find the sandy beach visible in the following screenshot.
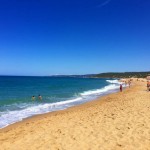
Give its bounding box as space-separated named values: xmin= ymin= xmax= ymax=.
xmin=0 ymin=79 xmax=150 ymax=150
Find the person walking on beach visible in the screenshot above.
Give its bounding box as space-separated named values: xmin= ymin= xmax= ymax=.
xmin=128 ymin=80 xmax=131 ymax=88
xmin=125 ymin=81 xmax=127 ymax=86
xmin=120 ymin=84 xmax=122 ymax=92
xmin=147 ymin=81 xmax=150 ymax=91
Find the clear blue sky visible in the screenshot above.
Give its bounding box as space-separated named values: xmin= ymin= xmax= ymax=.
xmin=0 ymin=0 xmax=150 ymax=76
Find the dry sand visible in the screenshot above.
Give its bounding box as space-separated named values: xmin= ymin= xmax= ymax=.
xmin=0 ymin=79 xmax=150 ymax=150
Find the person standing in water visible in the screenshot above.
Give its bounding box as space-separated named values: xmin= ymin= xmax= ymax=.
xmin=120 ymin=84 xmax=122 ymax=92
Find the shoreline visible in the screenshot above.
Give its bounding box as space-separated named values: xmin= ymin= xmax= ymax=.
xmin=0 ymin=82 xmax=121 ymax=132
xmin=0 ymin=79 xmax=122 ymax=130
xmin=1 ymin=78 xmax=150 ymax=149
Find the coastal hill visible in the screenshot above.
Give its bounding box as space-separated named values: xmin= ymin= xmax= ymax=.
xmin=90 ymin=72 xmax=150 ymax=78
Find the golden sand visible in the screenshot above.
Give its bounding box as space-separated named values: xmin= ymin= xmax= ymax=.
xmin=0 ymin=79 xmax=150 ymax=150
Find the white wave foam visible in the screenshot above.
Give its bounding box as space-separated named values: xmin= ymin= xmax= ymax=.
xmin=106 ymin=79 xmax=120 ymax=84
xmin=0 ymin=97 xmax=84 ymax=128
xmin=106 ymin=79 xmax=127 ymax=88
xmin=80 ymin=84 xmax=119 ymax=96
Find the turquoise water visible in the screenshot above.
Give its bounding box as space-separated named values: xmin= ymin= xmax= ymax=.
xmin=0 ymin=76 xmax=121 ymax=128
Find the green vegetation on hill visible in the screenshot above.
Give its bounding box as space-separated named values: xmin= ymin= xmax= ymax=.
xmin=91 ymin=72 xmax=150 ymax=78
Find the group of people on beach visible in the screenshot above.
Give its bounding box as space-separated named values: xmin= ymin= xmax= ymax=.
xmin=120 ymin=78 xmax=150 ymax=92
xmin=125 ymin=80 xmax=131 ymax=87
xmin=32 ymin=95 xmax=42 ymax=100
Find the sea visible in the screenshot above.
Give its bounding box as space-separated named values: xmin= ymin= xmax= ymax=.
xmin=0 ymin=76 xmax=123 ymax=128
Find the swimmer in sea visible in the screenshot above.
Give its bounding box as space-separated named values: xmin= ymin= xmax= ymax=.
xmin=38 ymin=94 xmax=42 ymax=100
xmin=32 ymin=96 xmax=35 ymax=100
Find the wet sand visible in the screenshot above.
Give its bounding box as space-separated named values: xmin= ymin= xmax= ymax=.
xmin=0 ymin=79 xmax=150 ymax=150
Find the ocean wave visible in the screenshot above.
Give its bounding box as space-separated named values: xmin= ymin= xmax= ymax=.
xmin=0 ymin=98 xmax=84 ymax=128
xmin=80 ymin=84 xmax=119 ymax=96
